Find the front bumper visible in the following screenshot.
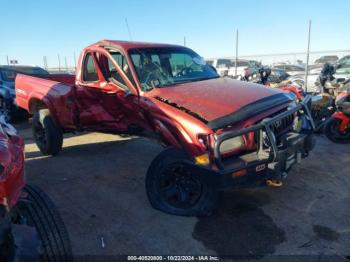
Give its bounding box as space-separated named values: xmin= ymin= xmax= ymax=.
xmin=185 ymin=96 xmax=316 ymax=190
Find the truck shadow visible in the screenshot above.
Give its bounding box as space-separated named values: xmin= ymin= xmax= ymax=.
xmin=24 ymin=137 xmax=135 ymax=160
xmin=193 ymin=189 xmax=286 ymax=258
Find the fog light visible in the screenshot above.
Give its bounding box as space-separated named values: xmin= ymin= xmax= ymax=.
xmin=195 ymin=153 xmax=210 ymax=166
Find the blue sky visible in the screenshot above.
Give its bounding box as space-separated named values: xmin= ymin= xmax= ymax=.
xmin=1 ymin=0 xmax=349 ymax=67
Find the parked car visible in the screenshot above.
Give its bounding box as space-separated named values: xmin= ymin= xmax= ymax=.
xmin=16 ymin=40 xmax=315 ymax=216
xmin=0 ymin=66 xmax=33 ymax=120
xmin=308 ymin=64 xmax=324 ymax=75
xmin=0 ymin=66 xmax=50 ymax=121
xmin=289 ymin=56 xmax=350 ymax=93
xmin=268 ymin=68 xmax=290 ymax=83
xmin=0 ymin=116 xmax=72 ymax=261
xmin=273 ymin=64 xmax=305 ymax=76
xmin=335 ymin=55 xmax=350 ymax=74
xmin=314 ymin=55 xmax=339 ymax=64
xmin=207 ymin=58 xmax=259 ymax=78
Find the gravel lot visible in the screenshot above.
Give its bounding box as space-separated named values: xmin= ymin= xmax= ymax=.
xmin=15 ymin=121 xmax=350 ymax=260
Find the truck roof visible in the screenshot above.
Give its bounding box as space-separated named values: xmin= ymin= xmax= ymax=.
xmin=91 ymin=39 xmax=184 ymax=51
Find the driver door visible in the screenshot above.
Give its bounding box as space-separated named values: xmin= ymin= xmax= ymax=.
xmin=75 ymin=50 xmax=141 ymax=132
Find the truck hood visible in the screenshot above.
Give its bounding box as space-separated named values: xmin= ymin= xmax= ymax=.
xmin=149 ymin=78 xmax=292 ymax=125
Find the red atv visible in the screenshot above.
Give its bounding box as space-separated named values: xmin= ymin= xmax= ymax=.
xmin=0 ymin=117 xmax=72 ymax=261
xmin=324 ymin=87 xmax=350 ymax=143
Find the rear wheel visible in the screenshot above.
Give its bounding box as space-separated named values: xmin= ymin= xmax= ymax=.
xmin=15 ymin=184 xmax=72 ymax=261
xmin=146 ymin=148 xmax=218 ymax=216
xmin=324 ymin=117 xmax=350 ymax=143
xmin=32 ymin=109 xmax=63 ymax=155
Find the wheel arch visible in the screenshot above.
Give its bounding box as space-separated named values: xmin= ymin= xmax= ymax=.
xmin=28 ymin=97 xmax=48 ymax=113
xmin=152 ymin=117 xmax=205 ymax=159
xmin=28 ymin=97 xmax=61 ymax=128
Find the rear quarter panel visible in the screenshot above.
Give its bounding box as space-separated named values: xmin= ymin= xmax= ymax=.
xmin=15 ymin=74 xmax=76 ymax=128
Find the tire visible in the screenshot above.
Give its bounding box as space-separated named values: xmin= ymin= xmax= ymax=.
xmin=32 ymin=109 xmax=63 ymax=155
xmin=324 ymin=117 xmax=350 ymax=144
xmin=0 ymin=207 xmax=14 ymax=262
xmin=16 ymin=184 xmax=73 ymax=262
xmin=146 ymin=147 xmax=218 ymax=217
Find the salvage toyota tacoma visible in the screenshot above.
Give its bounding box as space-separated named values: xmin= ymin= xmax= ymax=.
xmin=15 ymin=40 xmax=315 ymax=216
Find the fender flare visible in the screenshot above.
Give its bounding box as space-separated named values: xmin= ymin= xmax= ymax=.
xmin=153 ymin=119 xmax=182 ymax=149
xmin=28 ymin=96 xmax=61 ymax=127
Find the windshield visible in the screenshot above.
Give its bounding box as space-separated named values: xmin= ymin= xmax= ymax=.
xmin=129 ymin=47 xmax=219 ymax=91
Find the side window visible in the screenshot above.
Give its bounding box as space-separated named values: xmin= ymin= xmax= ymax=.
xmin=112 ymin=52 xmax=136 ymax=87
xmin=107 ymin=57 xmax=127 ymax=86
xmin=83 ymin=53 xmax=99 ymax=82
xmin=95 ymin=53 xmax=126 ymax=87
xmin=97 ymin=52 xmax=136 ymax=89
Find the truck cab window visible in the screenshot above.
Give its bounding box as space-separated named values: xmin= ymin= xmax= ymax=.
xmin=109 ymin=51 xmax=136 ymax=87
xmin=96 ymin=53 xmax=128 ymax=89
xmin=83 ymin=53 xmax=99 ymax=82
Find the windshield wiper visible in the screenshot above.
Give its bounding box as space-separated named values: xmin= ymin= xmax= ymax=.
xmin=192 ymin=76 xmax=220 ymax=82
xmin=173 ymin=76 xmax=219 ymax=85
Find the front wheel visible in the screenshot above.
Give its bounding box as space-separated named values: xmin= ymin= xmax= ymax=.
xmin=324 ymin=117 xmax=350 ymax=143
xmin=32 ymin=109 xmax=63 ymax=155
xmin=146 ymin=148 xmax=218 ymax=216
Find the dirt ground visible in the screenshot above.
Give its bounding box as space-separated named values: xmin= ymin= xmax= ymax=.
xmin=15 ymin=121 xmax=350 ymax=260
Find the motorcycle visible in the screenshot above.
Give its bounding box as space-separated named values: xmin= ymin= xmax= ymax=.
xmin=241 ymin=66 xmax=334 ymax=132
xmin=324 ymin=87 xmax=350 ymax=143
xmin=314 ymin=63 xmax=350 ymax=96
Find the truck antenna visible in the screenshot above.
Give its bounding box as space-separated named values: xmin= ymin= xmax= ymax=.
xmin=125 ymin=18 xmax=133 ymax=41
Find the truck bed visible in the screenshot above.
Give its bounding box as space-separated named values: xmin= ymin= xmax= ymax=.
xmin=40 ymin=74 xmax=76 ymax=85
xmin=15 ymin=73 xmax=75 ymax=113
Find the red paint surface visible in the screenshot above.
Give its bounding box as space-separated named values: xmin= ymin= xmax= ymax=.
xmin=0 ymin=129 xmax=25 ymax=208
xmin=331 ymin=112 xmax=350 ymax=133
xmin=15 ymin=40 xmax=290 ymax=158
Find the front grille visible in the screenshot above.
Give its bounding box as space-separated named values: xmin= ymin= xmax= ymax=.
xmin=253 ymin=111 xmax=295 ymax=148
xmin=270 ymin=113 xmax=294 ymax=136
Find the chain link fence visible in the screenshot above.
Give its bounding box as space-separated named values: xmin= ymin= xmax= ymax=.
xmin=206 ymin=49 xmax=350 ymax=67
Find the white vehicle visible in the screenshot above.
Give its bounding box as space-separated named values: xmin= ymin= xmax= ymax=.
xmin=206 ymin=58 xmax=258 ymax=78
xmin=273 ymin=64 xmax=305 ymax=76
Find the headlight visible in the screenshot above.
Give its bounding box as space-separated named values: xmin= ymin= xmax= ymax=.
xmin=219 ymin=136 xmax=244 ymax=154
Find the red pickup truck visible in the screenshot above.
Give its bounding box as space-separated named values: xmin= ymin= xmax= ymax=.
xmin=15 ymin=40 xmax=315 ymax=216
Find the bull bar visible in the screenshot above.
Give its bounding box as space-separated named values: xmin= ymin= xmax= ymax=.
xmin=213 ymin=95 xmax=315 ymax=171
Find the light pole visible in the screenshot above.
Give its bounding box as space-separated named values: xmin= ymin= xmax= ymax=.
xmin=304 ymin=20 xmax=311 ymax=93
xmin=235 ymin=29 xmax=239 ymax=77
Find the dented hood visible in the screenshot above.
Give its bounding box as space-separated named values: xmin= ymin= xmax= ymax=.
xmin=149 ymin=78 xmax=291 ymax=123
